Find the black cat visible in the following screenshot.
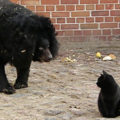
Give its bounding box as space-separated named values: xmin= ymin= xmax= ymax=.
xmin=96 ymin=71 xmax=120 ymax=118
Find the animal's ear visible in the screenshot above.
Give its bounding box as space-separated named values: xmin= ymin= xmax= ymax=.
xmin=99 ymin=73 xmax=104 ymax=80
xmin=103 ymin=70 xmax=107 ymax=74
xmin=100 ymin=74 xmax=103 ymax=76
xmin=103 ymin=70 xmax=108 ymax=76
xmin=99 ymin=71 xmax=107 ymax=80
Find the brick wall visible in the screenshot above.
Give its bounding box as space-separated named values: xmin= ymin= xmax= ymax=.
xmin=10 ymin=0 xmax=120 ymax=41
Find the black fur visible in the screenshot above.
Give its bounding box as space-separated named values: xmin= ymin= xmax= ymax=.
xmin=0 ymin=0 xmax=59 ymax=94
xmin=96 ymin=71 xmax=120 ymax=118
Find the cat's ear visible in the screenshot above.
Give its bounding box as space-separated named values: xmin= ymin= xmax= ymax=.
xmin=100 ymin=74 xmax=103 ymax=76
xmin=100 ymin=73 xmax=104 ymax=79
xmin=103 ymin=70 xmax=108 ymax=76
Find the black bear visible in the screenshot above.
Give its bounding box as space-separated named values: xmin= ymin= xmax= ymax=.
xmin=0 ymin=0 xmax=59 ymax=94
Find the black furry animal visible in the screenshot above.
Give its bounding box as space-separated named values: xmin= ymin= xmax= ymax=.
xmin=96 ymin=71 xmax=120 ymax=118
xmin=0 ymin=0 xmax=58 ymax=94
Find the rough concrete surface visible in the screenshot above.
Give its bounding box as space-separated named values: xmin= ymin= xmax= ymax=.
xmin=0 ymin=38 xmax=120 ymax=120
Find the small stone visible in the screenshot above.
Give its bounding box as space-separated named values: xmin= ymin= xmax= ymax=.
xmin=45 ymin=118 xmax=57 ymax=120
xmin=70 ymin=108 xmax=84 ymax=116
xmin=60 ymin=113 xmax=73 ymax=120
xmin=10 ymin=93 xmax=27 ymax=98
xmin=74 ymin=117 xmax=87 ymax=120
xmin=96 ymin=118 xmax=106 ymax=120
xmin=44 ymin=109 xmax=63 ymax=116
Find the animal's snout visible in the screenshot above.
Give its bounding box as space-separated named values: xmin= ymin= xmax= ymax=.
xmin=47 ymin=49 xmax=53 ymax=61
xmin=48 ymin=53 xmax=53 ymax=60
xmin=44 ymin=48 xmax=53 ymax=62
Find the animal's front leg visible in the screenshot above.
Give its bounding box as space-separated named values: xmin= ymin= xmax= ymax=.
xmin=0 ymin=65 xmax=15 ymax=94
xmin=14 ymin=65 xmax=30 ymax=89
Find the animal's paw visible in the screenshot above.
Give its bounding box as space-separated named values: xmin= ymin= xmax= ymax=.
xmin=0 ymin=84 xmax=15 ymax=94
xmin=14 ymin=83 xmax=28 ymax=89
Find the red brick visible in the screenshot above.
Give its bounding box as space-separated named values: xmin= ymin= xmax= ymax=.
xmin=112 ymin=29 xmax=120 ymax=35
xmin=92 ymin=11 xmax=109 ymax=16
xmin=77 ymin=18 xmax=84 ymax=23
xmin=54 ymin=24 xmax=60 ymax=30
xmin=100 ymin=23 xmax=117 ymax=28
xmin=57 ymin=18 xmax=65 ymax=23
xmin=93 ymin=30 xmax=101 ymax=35
xmin=76 ymin=5 xmax=84 ymax=10
xmin=46 ymin=6 xmax=54 ymax=11
xmin=36 ymin=12 xmax=50 ymax=17
xmin=115 ymin=4 xmax=120 ymax=9
xmin=81 ymin=24 xmax=98 ymax=29
xmin=36 ymin=6 xmax=45 ymax=11
xmin=66 ymin=5 xmax=75 ymax=11
xmin=103 ymin=30 xmax=111 ymax=35
xmin=67 ymin=18 xmax=75 ymax=23
xmin=105 ymin=4 xmax=114 ymax=10
xmin=100 ymin=0 xmax=118 ymax=3
xmin=10 ymin=0 xmax=19 ymax=3
xmin=52 ymin=12 xmax=69 ymax=17
xmin=111 ymin=10 xmax=120 ymax=16
xmin=26 ymin=6 xmax=35 ymax=11
xmin=83 ymin=30 xmax=92 ymax=35
xmin=95 ymin=17 xmax=104 ymax=22
xmin=99 ymin=36 xmax=107 ymax=41
xmin=51 ymin=18 xmax=56 ymax=23
xmin=41 ymin=0 xmax=59 ymax=5
xmin=57 ymin=31 xmax=64 ymax=36
xmin=107 ymin=36 xmax=113 ymax=40
xmin=64 ymin=31 xmax=74 ymax=36
xmin=61 ymin=0 xmax=78 ymax=4
xmin=80 ymin=0 xmax=98 ymax=4
xmin=74 ymin=31 xmax=82 ymax=36
xmin=105 ymin=17 xmax=113 ymax=22
xmin=61 ymin=24 xmax=79 ymax=30
xmin=115 ymin=17 xmax=120 ymax=22
xmin=96 ymin=5 xmax=104 ymax=10
xmin=73 ymin=37 xmax=85 ymax=42
xmin=56 ymin=5 xmax=65 ymax=11
xmin=86 ymin=17 xmax=94 ymax=23
xmin=72 ymin=11 xmax=89 ymax=17
xmin=86 ymin=5 xmax=95 ymax=10
xmin=21 ymin=0 xmax=39 ymax=5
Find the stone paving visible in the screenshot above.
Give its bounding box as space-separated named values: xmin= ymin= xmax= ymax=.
xmin=0 ymin=39 xmax=120 ymax=120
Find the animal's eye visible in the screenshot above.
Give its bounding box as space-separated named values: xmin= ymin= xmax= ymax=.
xmin=39 ymin=47 xmax=44 ymax=50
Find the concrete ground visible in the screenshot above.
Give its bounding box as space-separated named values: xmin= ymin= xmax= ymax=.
xmin=0 ymin=38 xmax=120 ymax=120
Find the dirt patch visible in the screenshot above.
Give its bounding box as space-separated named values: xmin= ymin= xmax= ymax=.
xmin=1 ymin=39 xmax=120 ymax=120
